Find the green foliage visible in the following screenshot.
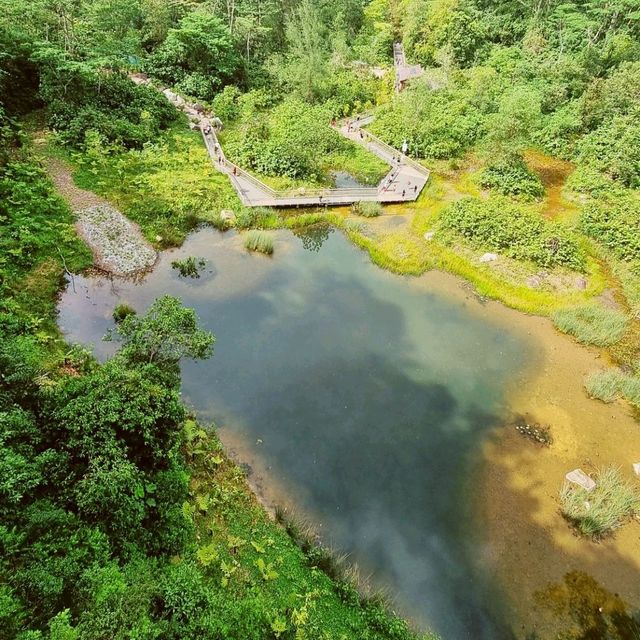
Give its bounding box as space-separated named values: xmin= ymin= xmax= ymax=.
xmin=107 ymin=295 xmax=214 ymax=368
xmin=225 ymin=97 xmax=348 ymax=180
xmin=112 ymin=302 xmax=136 ymax=323
xmin=370 ymin=80 xmax=485 ymax=159
xmin=41 ymin=67 xmax=177 ymax=150
xmin=440 ymin=197 xmax=586 ymax=270
xmin=580 ymin=196 xmax=640 ymax=271
xmin=479 ymin=153 xmax=544 ymax=199
xmin=244 ymin=230 xmax=274 ymax=255
xmin=552 ymin=305 xmax=629 ymax=346
xmin=171 ymin=256 xmax=206 ymax=278
xmin=560 ymin=467 xmax=640 ymax=539
xmin=145 ymin=12 xmax=240 ymax=101
xmin=350 ymin=200 xmax=383 ymax=217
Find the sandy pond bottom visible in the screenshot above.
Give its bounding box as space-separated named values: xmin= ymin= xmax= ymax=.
xmin=57 ymin=227 xmax=640 ymax=639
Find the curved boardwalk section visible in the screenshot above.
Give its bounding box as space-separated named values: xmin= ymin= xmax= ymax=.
xmin=131 ymin=73 xmax=429 ymax=209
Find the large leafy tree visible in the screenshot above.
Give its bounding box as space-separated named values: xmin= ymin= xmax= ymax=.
xmin=145 ymin=12 xmax=240 ymax=99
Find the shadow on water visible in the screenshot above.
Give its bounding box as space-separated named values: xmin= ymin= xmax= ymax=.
xmin=58 ymin=227 xmax=542 ymax=639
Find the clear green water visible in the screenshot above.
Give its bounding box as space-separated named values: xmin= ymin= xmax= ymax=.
xmin=58 ymin=227 xmax=535 ymax=639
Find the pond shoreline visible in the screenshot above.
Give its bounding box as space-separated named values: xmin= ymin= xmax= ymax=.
xmin=58 ymin=226 xmax=640 ymax=639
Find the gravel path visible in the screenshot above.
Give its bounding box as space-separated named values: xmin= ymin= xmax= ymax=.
xmin=44 ymin=156 xmax=156 ymax=276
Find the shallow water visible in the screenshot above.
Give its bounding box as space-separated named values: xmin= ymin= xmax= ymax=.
xmin=331 ymin=170 xmax=368 ymax=188
xmin=58 ymin=227 xmax=537 ymax=639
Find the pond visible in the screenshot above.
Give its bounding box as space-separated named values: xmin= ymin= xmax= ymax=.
xmin=331 ymin=170 xmax=370 ymax=188
xmin=58 ymin=226 xmax=538 ymax=639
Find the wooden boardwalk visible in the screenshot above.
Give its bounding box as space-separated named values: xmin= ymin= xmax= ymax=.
xmin=201 ymin=116 xmax=429 ymax=208
xmin=132 ymin=71 xmax=430 ymax=209
xmin=394 ymin=42 xmax=424 ymax=92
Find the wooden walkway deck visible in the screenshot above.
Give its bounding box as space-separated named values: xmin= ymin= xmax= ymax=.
xmin=394 ymin=42 xmax=424 ymax=92
xmin=201 ymin=116 xmax=429 ymax=208
xmin=132 ymin=70 xmax=430 ymax=209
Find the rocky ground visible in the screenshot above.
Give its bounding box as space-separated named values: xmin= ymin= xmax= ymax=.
xmin=44 ymin=154 xmax=156 ymax=276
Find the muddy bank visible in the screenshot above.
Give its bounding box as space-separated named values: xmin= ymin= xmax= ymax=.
xmin=437 ymin=282 xmax=640 ymax=638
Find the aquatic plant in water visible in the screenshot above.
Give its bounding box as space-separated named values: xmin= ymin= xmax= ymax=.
xmin=560 ymin=467 xmax=640 ymax=539
xmin=171 ymin=256 xmax=206 ymax=278
xmin=244 ymin=230 xmax=274 ymax=255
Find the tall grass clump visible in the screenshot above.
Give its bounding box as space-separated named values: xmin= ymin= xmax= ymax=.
xmin=244 ymin=230 xmax=274 ymax=255
xmin=560 ymin=467 xmax=640 ymax=539
xmin=552 ymin=305 xmax=628 ymax=346
xmin=585 ymin=369 xmax=640 ymax=408
xmin=350 ymin=201 xmax=382 ymax=217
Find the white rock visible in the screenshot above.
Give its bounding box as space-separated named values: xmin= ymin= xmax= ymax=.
xmin=479 ymin=252 xmax=498 ymax=263
xmin=424 ymin=231 xmax=435 ymax=241
xmin=633 ymin=462 xmax=640 ymax=476
xmin=565 ymin=468 xmax=596 ymax=492
xmin=220 ymin=209 xmax=235 ymax=222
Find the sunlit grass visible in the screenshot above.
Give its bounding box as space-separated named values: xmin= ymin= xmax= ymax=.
xmin=553 ymin=305 xmax=629 ymax=346
xmin=585 ymin=369 xmax=640 ymax=408
xmin=560 ymin=467 xmax=640 ymax=539
xmin=244 ymin=230 xmax=274 ymax=255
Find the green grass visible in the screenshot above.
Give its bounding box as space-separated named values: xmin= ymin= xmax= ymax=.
xmin=552 ymin=305 xmax=629 ymax=346
xmin=585 ymin=369 xmax=640 ymax=408
xmin=560 ymin=467 xmax=640 ymax=539
xmin=50 ymin=123 xmax=241 ymax=248
xmin=244 ymin=230 xmax=274 ymax=255
xmin=351 ymin=200 xmax=383 ymax=217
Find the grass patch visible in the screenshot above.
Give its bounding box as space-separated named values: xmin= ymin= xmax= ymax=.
xmin=52 ymin=124 xmax=241 ymax=248
xmin=560 ymin=467 xmax=640 ymax=539
xmin=350 ymin=200 xmax=383 ymax=217
xmin=585 ymin=369 xmax=640 ymax=408
xmin=244 ymin=230 xmax=274 ymax=255
xmin=552 ymin=305 xmax=629 ymax=346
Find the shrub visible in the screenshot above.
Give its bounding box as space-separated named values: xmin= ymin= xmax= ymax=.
xmin=552 ymin=306 xmax=628 ymax=346
xmin=350 ymin=201 xmax=382 ymax=217
xmin=244 ymin=230 xmax=274 ymax=255
xmin=113 ymin=303 xmax=136 ymax=323
xmin=226 ymin=97 xmax=347 ymax=180
xmin=439 ymin=197 xmax=586 ymax=270
xmin=580 ymin=197 xmax=640 ymax=271
xmin=479 ymin=153 xmax=544 ymax=199
xmin=560 ymin=467 xmax=640 ymax=539
xmin=585 ymin=369 xmax=640 ymax=408
xmin=43 ymin=70 xmax=177 ymax=151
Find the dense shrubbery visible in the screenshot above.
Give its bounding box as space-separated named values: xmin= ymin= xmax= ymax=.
xmin=145 ymin=13 xmax=240 ymax=101
xmin=479 ymin=153 xmax=545 ymax=199
xmin=225 ymin=97 xmax=347 ymax=179
xmin=580 ymin=197 xmax=640 ymax=271
xmin=370 ymin=79 xmax=486 ymax=159
xmin=440 ymin=197 xmax=586 ymax=269
xmin=42 ymin=69 xmax=177 ymax=150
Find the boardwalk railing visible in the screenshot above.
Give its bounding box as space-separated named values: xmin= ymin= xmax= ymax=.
xmin=202 ymin=127 xmax=381 ymax=205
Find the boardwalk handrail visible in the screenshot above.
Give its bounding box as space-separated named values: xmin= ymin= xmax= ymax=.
xmin=360 ymin=128 xmax=430 ymax=176
xmin=202 ymin=128 xmax=380 ymax=202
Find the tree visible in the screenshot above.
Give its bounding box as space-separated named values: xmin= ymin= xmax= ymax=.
xmin=145 ymin=12 xmax=240 ymax=100
xmin=107 ymin=295 xmax=214 ymax=368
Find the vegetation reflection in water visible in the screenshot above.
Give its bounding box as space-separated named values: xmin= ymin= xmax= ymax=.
xmin=58 ymin=227 xmax=536 ymax=639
